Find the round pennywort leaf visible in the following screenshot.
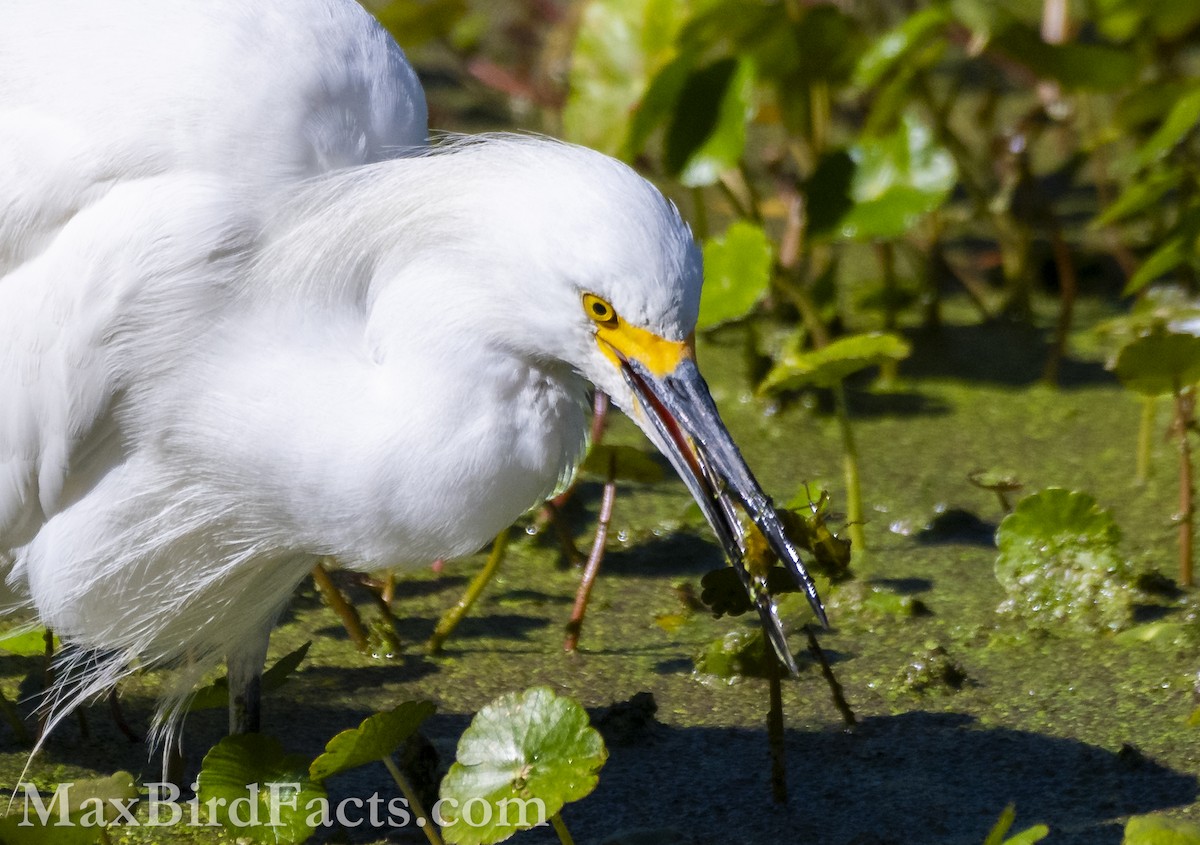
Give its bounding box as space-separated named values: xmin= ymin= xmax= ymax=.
xmin=699 ymin=221 xmax=773 ymax=329
xmin=197 ymin=734 xmax=325 ymax=845
xmin=439 ymin=687 xmax=607 ymax=845
xmin=995 ymin=489 xmax=1135 ymax=632
xmin=1115 ymin=330 xmax=1200 ymax=397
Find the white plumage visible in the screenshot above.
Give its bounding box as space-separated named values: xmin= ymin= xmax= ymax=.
xmin=1 ymin=0 xmax=824 ymax=748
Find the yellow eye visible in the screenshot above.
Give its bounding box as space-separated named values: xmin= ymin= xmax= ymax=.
xmin=582 ymin=294 xmax=618 ymax=327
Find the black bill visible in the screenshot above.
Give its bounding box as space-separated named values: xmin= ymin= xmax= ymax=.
xmin=621 ymin=355 xmax=828 ymax=675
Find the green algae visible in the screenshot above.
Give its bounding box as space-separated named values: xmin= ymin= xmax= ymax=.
xmin=1 ymin=302 xmax=1200 ymax=843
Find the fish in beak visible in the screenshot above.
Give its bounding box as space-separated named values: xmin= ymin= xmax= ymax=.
xmin=591 ymin=307 xmax=828 ymax=674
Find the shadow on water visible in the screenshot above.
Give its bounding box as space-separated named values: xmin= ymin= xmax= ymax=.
xmin=844 ymin=388 xmax=953 ymax=419
xmin=9 ymin=696 xmax=1195 ymax=845
xmin=562 ymin=711 xmax=1196 ymax=845
xmin=901 ymin=322 xmax=1115 ymax=388
xmin=913 ymin=508 xmax=998 ymax=547
xmin=602 ymin=532 xmax=724 ymax=578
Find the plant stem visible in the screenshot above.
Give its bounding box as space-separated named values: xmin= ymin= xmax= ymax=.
xmin=809 ymin=81 xmax=830 ymax=155
xmin=766 ymin=650 xmax=788 ymax=805
xmin=550 ymin=812 xmax=576 ymax=845
xmin=1137 ymin=396 xmax=1157 ymax=484
xmin=382 ymin=756 xmax=443 ymax=845
xmin=428 ymin=527 xmax=511 ymax=654
xmin=312 ymin=561 xmax=369 ymax=652
xmin=1175 ymin=384 xmax=1194 ymax=587
xmin=832 ymin=382 xmax=866 ymax=554
xmin=564 ymin=453 xmax=616 ymax=652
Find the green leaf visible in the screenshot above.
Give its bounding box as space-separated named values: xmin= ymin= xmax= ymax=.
xmin=0 ymin=627 xmax=54 ymax=657
xmin=760 ymin=332 xmax=912 ymax=393
xmin=439 ymin=687 xmax=607 ymax=845
xmin=563 ymin=0 xmax=693 ymax=155
xmin=190 ymin=641 xmax=311 ymax=712
xmin=1124 ymin=237 xmax=1190 ymax=296
xmin=1115 ymin=81 xmax=1195 ymax=136
xmin=664 ymin=56 xmax=756 ymax=187
xmin=693 ymin=627 xmax=772 ymax=680
xmin=310 ymin=700 xmax=436 ymax=781
xmin=997 ymin=488 xmax=1121 ymax=554
xmin=579 ymin=444 xmax=665 ymax=484
xmin=623 ymin=50 xmax=696 ymax=160
xmin=1131 ymin=86 xmax=1200 ymax=171
xmin=1006 ymin=824 xmax=1051 ymax=845
xmin=994 ymin=488 xmax=1134 ymax=632
xmin=197 ymin=734 xmax=326 ymax=845
xmin=854 ymin=6 xmax=951 ymax=88
xmin=0 ymin=771 xmax=141 ymax=844
xmin=1114 ymin=621 xmax=1190 ymax=646
xmin=1123 ymin=814 xmax=1200 ymax=845
xmin=1094 ymin=167 xmax=1182 ymax=228
xmin=0 ymin=808 xmax=101 ymax=845
xmin=833 ymin=113 xmax=956 ymax=241
xmin=1115 ymin=330 xmax=1200 ymax=396
xmin=698 ymin=221 xmax=773 ymax=329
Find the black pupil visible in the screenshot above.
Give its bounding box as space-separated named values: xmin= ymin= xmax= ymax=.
xmin=593 ymin=303 xmax=607 ymax=317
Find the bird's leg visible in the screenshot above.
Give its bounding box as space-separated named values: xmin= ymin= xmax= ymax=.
xmin=226 ymin=631 xmax=271 ymax=735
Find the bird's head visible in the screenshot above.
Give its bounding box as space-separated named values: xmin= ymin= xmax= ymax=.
xmin=436 ymin=137 xmax=829 ymax=669
xmin=353 ymin=136 xmax=828 ymax=668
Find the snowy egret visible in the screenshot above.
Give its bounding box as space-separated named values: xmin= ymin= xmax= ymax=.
xmin=0 ymin=0 xmax=826 ymax=748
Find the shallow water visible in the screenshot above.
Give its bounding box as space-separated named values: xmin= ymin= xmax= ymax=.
xmin=2 ymin=304 xmax=1198 ymax=844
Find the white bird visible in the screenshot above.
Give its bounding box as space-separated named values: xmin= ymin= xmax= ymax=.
xmin=0 ymin=0 xmax=825 ymax=752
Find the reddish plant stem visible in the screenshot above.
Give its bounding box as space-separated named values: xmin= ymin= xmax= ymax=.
xmin=564 ymin=453 xmax=616 ymax=652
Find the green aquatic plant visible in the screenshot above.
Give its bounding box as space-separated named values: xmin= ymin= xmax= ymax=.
xmin=994 ymin=488 xmax=1137 ymax=632
xmin=983 ymin=803 xmax=1049 ymax=845
xmin=1115 ymin=329 xmax=1200 ymax=586
xmin=759 ymin=331 xmax=911 ymax=554
xmin=439 ymin=686 xmax=607 ymax=845
xmin=697 ymin=220 xmax=773 ymax=329
xmin=196 ymin=734 xmax=326 ymax=845
xmin=1123 ymin=813 xmax=1200 ymax=845
xmin=310 ymin=700 xmax=441 ymax=845
xmin=0 ymin=771 xmax=139 ymax=845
